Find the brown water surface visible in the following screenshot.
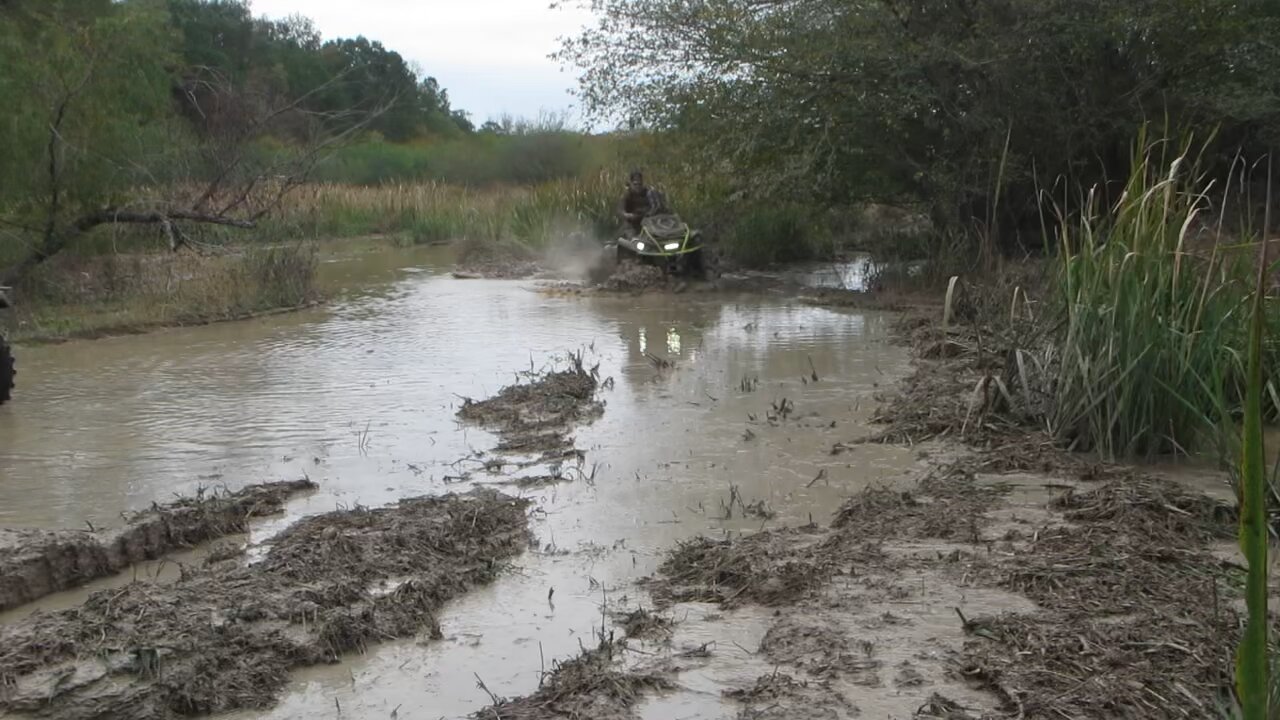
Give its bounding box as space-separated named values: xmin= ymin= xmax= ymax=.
xmin=0 ymin=246 xmax=928 ymax=718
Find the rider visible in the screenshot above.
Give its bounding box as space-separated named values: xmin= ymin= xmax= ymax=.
xmin=618 ymin=170 xmax=663 ymax=237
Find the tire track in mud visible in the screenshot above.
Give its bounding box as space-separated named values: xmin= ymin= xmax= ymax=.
xmin=0 ymin=479 xmax=315 ymax=613
xmin=472 ymin=462 xmax=1239 ymax=720
xmin=466 ymin=313 xmax=1244 ymax=720
xmin=0 ymin=490 xmax=532 ymax=719
xmin=0 ymin=356 xmax=615 ymax=719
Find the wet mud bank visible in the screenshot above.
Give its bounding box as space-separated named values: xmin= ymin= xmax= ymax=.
xmin=472 ymin=308 xmax=1246 ymax=720
xmin=0 ymin=489 xmax=532 ymax=719
xmin=0 ymin=479 xmax=315 ymax=613
xmin=0 ymin=334 xmax=618 ymax=720
xmin=480 ymin=466 xmax=1241 ymax=719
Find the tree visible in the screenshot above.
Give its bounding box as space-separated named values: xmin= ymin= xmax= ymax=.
xmin=0 ymin=0 xmax=384 ymax=285
xmin=557 ymin=0 xmax=1280 ymax=248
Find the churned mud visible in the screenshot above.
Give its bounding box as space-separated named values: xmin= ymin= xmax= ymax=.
xmin=0 ymin=479 xmax=315 ymax=612
xmin=478 ymin=464 xmax=1241 ymax=719
xmin=470 ymin=302 xmax=1247 ymax=720
xmin=458 ymin=352 xmax=604 ymax=457
xmin=475 ymin=641 xmax=673 ymax=720
xmin=0 ymin=489 xmax=531 ymax=719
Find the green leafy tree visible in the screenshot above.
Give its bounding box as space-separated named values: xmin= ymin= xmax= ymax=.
xmin=0 ymin=0 xmax=386 ymax=284
xmin=557 ymin=0 xmax=1280 ymax=247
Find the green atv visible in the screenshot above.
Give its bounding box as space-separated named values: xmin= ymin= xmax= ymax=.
xmin=610 ymin=191 xmax=708 ymax=277
xmin=0 ymin=287 xmax=14 ymax=406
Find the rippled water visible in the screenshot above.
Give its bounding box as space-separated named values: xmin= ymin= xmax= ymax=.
xmin=0 ymin=245 xmax=921 ymax=718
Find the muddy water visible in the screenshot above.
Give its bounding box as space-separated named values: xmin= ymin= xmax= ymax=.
xmin=0 ymin=245 xmax=922 ymax=718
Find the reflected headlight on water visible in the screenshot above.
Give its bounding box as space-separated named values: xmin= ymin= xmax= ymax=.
xmin=663 ymin=242 xmax=680 ymax=251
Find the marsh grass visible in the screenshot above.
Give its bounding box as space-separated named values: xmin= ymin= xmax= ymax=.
xmin=6 ymin=243 xmax=319 ymax=342
xmin=1047 ymin=131 xmax=1272 ymax=460
xmin=260 ymin=175 xmax=622 ymax=249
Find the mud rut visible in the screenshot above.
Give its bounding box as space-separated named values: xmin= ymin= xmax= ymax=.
xmin=0 ymin=304 xmax=1252 ymax=720
xmin=0 ymin=360 xmax=607 ymax=719
xmin=466 ymin=312 xmax=1248 ymax=720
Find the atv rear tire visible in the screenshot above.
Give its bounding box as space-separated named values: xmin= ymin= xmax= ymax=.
xmin=0 ymin=339 xmax=13 ymax=406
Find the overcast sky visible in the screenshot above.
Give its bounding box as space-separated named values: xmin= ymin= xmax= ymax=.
xmin=248 ymin=0 xmax=596 ymax=124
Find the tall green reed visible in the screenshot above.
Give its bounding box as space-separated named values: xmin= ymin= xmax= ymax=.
xmin=1050 ymin=130 xmax=1257 ymax=459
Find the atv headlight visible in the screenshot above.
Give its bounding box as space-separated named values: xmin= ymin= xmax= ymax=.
xmin=663 ymin=242 xmax=680 ymax=251
xmin=635 ymin=241 xmax=646 ymax=251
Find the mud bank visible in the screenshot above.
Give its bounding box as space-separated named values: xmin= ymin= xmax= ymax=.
xmin=476 ymin=463 xmax=1239 ymax=719
xmin=477 ymin=641 xmax=672 ymax=720
xmin=0 ymin=479 xmax=315 ymax=613
xmin=470 ymin=304 xmax=1246 ymax=719
xmin=0 ymin=490 xmax=531 ymax=719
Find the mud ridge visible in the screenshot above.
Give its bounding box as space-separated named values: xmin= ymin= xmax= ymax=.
xmin=0 ymin=489 xmax=531 ymax=719
xmin=458 ymin=352 xmax=604 ymax=457
xmin=472 ymin=639 xmax=672 ymax=720
xmin=0 ymin=479 xmax=316 ymax=613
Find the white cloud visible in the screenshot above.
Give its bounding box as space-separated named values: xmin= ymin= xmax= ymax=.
xmin=248 ymin=0 xmax=594 ymax=122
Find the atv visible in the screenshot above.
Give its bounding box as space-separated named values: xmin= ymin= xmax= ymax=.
xmin=610 ymin=191 xmax=709 ymax=278
xmin=0 ymin=287 xmax=14 ymax=406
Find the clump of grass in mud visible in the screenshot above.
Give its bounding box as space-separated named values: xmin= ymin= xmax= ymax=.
xmin=474 ymin=639 xmax=671 ymax=720
xmin=724 ymin=672 xmax=856 ymax=720
xmin=642 ymin=443 xmax=1249 ymax=718
xmin=647 ymin=529 xmax=839 ymax=608
xmin=961 ymin=610 xmax=1238 ymax=719
xmin=832 ymin=466 xmax=1001 ymax=542
xmin=1050 ymin=476 xmax=1235 ymax=546
xmin=0 ymin=490 xmax=531 ymax=719
xmin=851 ymin=288 xmax=1063 ymax=468
xmin=458 ymin=352 xmax=605 ymax=456
xmin=758 ymin=616 xmax=881 ymax=684
xmin=956 ymin=478 xmax=1245 ymax=719
xmin=614 ymin=607 xmax=675 ymax=641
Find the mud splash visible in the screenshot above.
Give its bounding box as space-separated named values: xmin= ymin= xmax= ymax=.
xmin=0 ymin=490 xmax=531 ymax=719
xmin=0 ymin=479 xmax=314 ymax=613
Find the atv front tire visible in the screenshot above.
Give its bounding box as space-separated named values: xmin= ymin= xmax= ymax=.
xmin=0 ymin=339 xmax=14 ymax=406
